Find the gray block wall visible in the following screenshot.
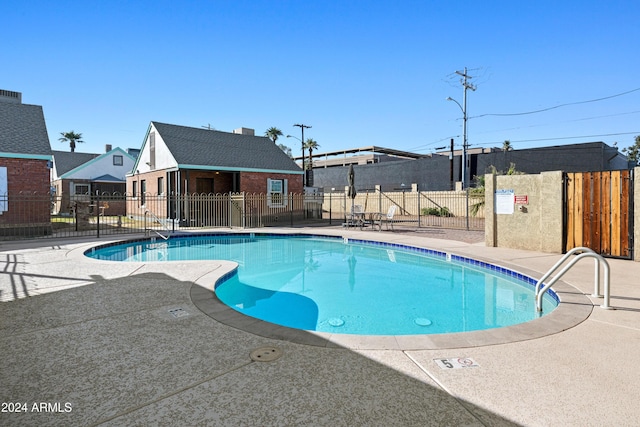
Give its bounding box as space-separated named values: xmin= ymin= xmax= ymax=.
xmin=312 ymin=155 xmax=460 ymax=192
xmin=312 ymin=142 xmax=630 ymax=192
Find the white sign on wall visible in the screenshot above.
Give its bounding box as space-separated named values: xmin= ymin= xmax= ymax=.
xmin=495 ymin=189 xmax=514 ymax=215
xmin=0 ymin=167 xmax=7 ymax=213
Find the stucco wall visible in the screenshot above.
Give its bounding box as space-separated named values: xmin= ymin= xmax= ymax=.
xmin=485 ymin=171 xmax=564 ymax=253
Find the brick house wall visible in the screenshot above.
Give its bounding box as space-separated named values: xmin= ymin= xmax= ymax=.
xmin=125 ymin=169 xmax=303 ymax=224
xmin=0 ymin=157 xmax=50 ymax=226
xmin=126 ymin=170 xmax=169 ymax=219
xmin=240 ymin=172 xmax=303 ymax=194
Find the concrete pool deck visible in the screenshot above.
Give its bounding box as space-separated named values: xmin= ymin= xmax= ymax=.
xmin=1 ymin=227 xmax=639 ymax=426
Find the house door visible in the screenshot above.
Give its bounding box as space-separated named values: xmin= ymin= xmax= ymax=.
xmin=564 ymin=170 xmax=633 ymax=259
xmin=196 ymin=178 xmax=214 ymax=194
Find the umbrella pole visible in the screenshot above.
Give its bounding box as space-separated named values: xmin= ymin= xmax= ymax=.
xmin=351 ymin=198 xmax=355 ymax=226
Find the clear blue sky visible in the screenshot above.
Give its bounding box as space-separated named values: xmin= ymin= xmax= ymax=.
xmin=3 ymin=0 xmax=639 ymax=157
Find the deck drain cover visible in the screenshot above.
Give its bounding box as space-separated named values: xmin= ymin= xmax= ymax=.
xmin=250 ymin=346 xmax=283 ymax=362
xmin=168 ymin=308 xmax=189 ymax=318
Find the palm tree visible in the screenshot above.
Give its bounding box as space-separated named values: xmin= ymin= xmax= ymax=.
xmin=502 ymin=140 xmax=513 ymax=151
xmin=304 ymin=138 xmax=319 ymax=170
xmin=277 ymin=143 xmax=293 ymax=158
xmin=265 ymin=127 xmax=283 ymax=144
xmin=59 ymin=131 xmax=84 ymax=152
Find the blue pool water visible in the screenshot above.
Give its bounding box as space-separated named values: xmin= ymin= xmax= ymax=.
xmin=86 ymin=233 xmax=558 ymax=335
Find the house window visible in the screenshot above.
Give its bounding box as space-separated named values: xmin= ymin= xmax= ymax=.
xmin=267 ymin=178 xmax=287 ymax=207
xmin=149 ymin=132 xmax=156 ymax=169
xmin=0 ymin=167 xmax=7 ymax=213
xmin=113 ymin=155 xmax=123 ymax=166
xmin=74 ymin=184 xmax=90 ymax=195
xmin=132 ymin=181 xmax=137 ymax=198
xmin=141 ymin=180 xmax=146 ymax=205
xmin=157 ymin=176 xmax=164 ymax=195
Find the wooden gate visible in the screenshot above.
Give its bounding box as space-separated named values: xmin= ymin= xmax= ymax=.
xmin=565 ymin=170 xmax=633 ymax=259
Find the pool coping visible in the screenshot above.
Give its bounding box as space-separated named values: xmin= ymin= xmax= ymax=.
xmin=183 ymin=231 xmax=594 ymax=351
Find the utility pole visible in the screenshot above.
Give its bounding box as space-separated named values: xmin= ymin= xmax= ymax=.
xmin=450 ymin=138 xmax=454 ymax=190
xmin=293 ymin=124 xmax=311 ymax=186
xmin=455 ymin=67 xmax=476 ymax=189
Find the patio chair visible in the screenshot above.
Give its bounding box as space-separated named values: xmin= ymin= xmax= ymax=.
xmin=373 ymin=205 xmax=397 ymax=231
xmin=344 ymin=204 xmax=365 ymax=228
xmin=99 ymin=202 xmax=109 ymax=216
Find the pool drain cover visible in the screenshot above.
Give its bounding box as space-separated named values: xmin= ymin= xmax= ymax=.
xmin=250 ymin=346 xmax=283 ymax=362
xmin=415 ymin=318 xmax=432 ymax=326
xmin=328 ymin=318 xmax=345 ymax=327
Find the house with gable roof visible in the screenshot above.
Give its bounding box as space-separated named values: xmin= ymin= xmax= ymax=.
xmin=127 ymin=122 xmax=303 ymax=224
xmin=51 ymin=146 xmax=136 ymax=216
xmin=0 ymin=90 xmax=53 ymax=235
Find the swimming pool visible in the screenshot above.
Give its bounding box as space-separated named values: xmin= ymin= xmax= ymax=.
xmin=86 ymin=233 xmax=558 ymax=336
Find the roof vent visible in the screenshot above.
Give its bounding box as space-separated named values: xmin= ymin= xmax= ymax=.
xmin=233 ymin=127 xmax=255 ymax=136
xmin=0 ymin=89 xmax=22 ymax=104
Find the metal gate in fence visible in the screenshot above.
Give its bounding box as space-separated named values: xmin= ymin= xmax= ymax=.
xmin=564 ymin=170 xmax=634 ymax=259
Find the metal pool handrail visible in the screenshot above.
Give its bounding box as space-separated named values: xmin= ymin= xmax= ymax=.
xmin=144 ymin=209 xmax=172 ymax=240
xmin=535 ymin=247 xmax=611 ymax=312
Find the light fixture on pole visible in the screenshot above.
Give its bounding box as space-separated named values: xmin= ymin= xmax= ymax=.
xmin=447 ymin=67 xmax=475 ymax=231
xmin=447 ymin=67 xmax=476 ymax=189
xmin=446 ymin=96 xmax=467 ymax=190
xmin=286 ymin=134 xmax=303 ymax=172
xmin=293 ymin=123 xmax=311 ymax=186
xmin=447 ymin=94 xmax=471 ymax=230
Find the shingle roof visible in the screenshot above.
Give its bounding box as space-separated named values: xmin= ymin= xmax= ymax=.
xmin=52 ymin=150 xmax=99 ymax=175
xmin=92 ymin=174 xmax=124 ymax=182
xmin=152 ymin=122 xmax=302 ymax=173
xmin=0 ymin=101 xmax=52 ymax=156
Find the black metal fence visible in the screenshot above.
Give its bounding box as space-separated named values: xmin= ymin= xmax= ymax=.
xmin=0 ymin=189 xmax=483 ymax=241
xmin=322 ymin=188 xmax=485 ymax=231
xmin=0 ymin=192 xmax=324 ymax=241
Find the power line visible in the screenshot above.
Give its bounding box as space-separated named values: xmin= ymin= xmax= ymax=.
xmin=471 ymin=110 xmax=640 ymax=137
xmin=470 ymin=87 xmax=640 ymax=119
xmin=483 ymin=131 xmax=640 ymax=145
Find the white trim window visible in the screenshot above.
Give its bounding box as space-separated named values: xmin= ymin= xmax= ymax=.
xmin=0 ymin=167 xmax=7 ymax=213
xmin=267 ymin=178 xmax=288 ymax=207
xmin=73 ymin=183 xmax=90 ymax=195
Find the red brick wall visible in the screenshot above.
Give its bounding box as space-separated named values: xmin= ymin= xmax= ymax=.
xmin=0 ymin=158 xmax=50 ymax=194
xmin=184 ymin=170 xmax=232 ymax=193
xmin=240 ymin=172 xmax=303 ymax=194
xmin=126 ymin=170 xmax=170 ymax=219
xmin=0 ymin=158 xmax=50 ymax=225
xmin=125 ymin=169 xmax=304 ymax=220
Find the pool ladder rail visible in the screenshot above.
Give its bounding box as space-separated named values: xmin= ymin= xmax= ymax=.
xmin=534 ymin=246 xmax=612 ymax=312
xmin=144 ymin=210 xmax=172 ymax=240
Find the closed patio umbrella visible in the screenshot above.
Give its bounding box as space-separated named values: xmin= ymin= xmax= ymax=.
xmin=347 ymin=164 xmax=357 ymax=223
xmin=347 ymin=164 xmax=356 ymax=199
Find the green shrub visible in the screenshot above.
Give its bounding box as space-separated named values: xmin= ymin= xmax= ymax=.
xmin=421 ymin=207 xmax=452 ymax=217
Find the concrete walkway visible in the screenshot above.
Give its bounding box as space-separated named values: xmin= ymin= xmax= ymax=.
xmin=1 ymin=227 xmax=638 ymax=426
